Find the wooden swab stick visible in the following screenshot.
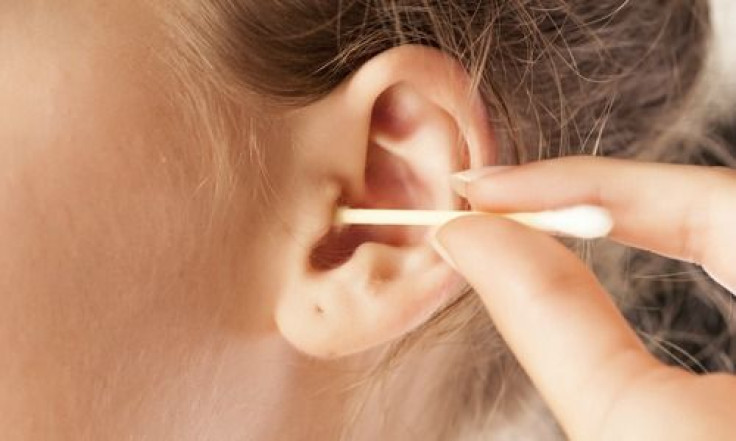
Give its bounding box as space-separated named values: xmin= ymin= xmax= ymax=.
xmin=334 ymin=204 xmax=613 ymax=239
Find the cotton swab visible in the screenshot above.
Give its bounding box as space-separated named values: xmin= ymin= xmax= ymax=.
xmin=334 ymin=204 xmax=613 ymax=239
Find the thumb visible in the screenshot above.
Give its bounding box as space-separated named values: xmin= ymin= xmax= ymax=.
xmin=432 ymin=214 xmax=662 ymax=439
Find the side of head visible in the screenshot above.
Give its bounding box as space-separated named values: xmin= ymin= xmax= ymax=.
xmin=163 ymin=0 xmax=711 ymax=355
xmin=0 ymin=0 xmax=711 ymax=438
xmin=158 ymin=4 xmax=717 ymax=436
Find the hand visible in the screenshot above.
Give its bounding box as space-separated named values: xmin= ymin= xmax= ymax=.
xmin=432 ymin=156 xmax=736 ymax=441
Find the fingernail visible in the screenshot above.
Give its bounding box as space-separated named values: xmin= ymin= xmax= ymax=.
xmin=450 ymin=166 xmax=514 ymax=198
xmin=429 ymin=227 xmax=458 ymax=271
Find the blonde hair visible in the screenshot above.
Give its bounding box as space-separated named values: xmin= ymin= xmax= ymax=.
xmin=156 ymin=1 xmax=733 ymax=439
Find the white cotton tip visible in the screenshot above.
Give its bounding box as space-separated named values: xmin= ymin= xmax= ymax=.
xmin=505 ymin=205 xmax=613 ymax=239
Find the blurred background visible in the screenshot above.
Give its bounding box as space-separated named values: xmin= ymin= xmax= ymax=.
xmin=709 ymin=0 xmax=736 ymax=117
xmin=623 ymin=0 xmax=736 ymax=374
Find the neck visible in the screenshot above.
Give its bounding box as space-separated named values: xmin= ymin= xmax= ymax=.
xmin=162 ymin=331 xmax=449 ymax=441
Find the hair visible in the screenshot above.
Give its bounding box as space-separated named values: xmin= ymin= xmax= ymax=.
xmin=156 ymin=1 xmax=734 ymax=439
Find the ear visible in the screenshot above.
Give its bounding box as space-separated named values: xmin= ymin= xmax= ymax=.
xmin=275 ymin=45 xmax=496 ymax=358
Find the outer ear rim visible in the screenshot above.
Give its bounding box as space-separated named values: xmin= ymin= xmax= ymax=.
xmin=275 ymin=44 xmax=495 ymax=358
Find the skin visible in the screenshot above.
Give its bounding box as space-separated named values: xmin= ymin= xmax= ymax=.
xmin=0 ymin=1 xmax=344 ymax=439
xmin=6 ymin=1 xmax=732 ymax=440
xmin=0 ymin=2 xmax=461 ymax=440
xmin=435 ymin=156 xmax=736 ymax=440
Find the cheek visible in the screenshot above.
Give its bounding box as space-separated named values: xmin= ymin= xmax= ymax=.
xmin=0 ymin=15 xmax=198 ymax=297
xmin=0 ymin=3 xmax=278 ymax=368
xmin=0 ymin=4 xmax=292 ymax=432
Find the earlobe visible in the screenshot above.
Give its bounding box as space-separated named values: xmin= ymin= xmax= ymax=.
xmin=278 ymin=243 xmax=461 ymax=358
xmin=274 ymin=45 xmax=495 ymax=358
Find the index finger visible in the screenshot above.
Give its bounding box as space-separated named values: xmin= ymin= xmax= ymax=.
xmin=458 ymin=157 xmax=736 ymax=292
